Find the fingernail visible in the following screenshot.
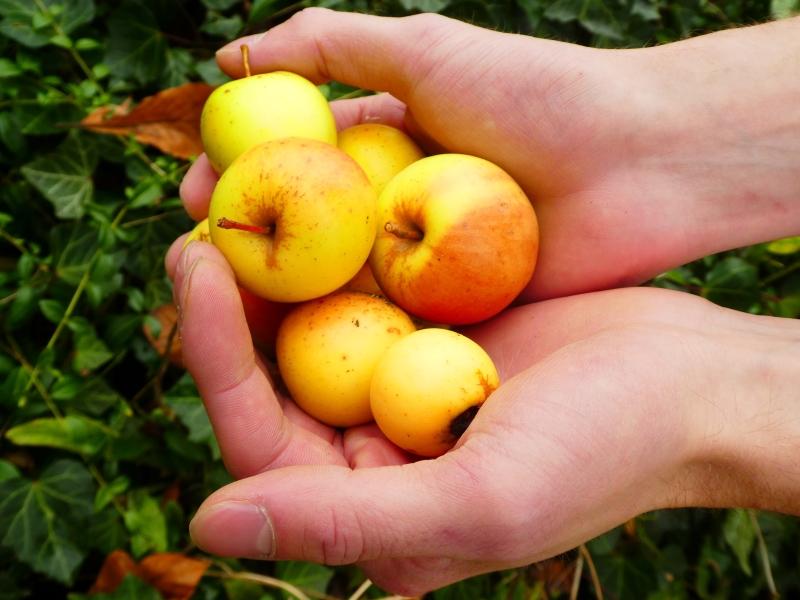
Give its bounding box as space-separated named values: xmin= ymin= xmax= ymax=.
xmin=217 ymin=34 xmax=265 ymax=57
xmin=190 ymin=501 xmax=275 ymax=558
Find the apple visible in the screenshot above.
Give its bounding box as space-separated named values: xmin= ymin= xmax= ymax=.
xmin=183 ymin=218 xmax=292 ymax=354
xmin=201 ymin=70 xmax=337 ymax=173
xmin=338 ymin=262 xmax=384 ymax=297
xmin=369 ymin=153 xmax=539 ymax=325
xmin=208 ymin=137 xmax=378 ymax=303
xmin=370 ymin=327 xmax=499 ymax=457
xmin=276 ymin=291 xmax=417 ymax=428
xmin=338 ymin=123 xmax=424 ymax=195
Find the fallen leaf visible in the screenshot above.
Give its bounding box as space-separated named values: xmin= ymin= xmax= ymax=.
xmin=90 ymin=550 xmax=139 ymax=594
xmin=81 ymin=83 xmax=214 ymax=159
xmin=90 ymin=550 xmax=210 ymax=600
xmin=140 ymin=553 xmax=212 ymax=600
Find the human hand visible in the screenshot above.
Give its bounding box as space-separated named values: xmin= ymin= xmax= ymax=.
xmin=171 ymin=240 xmax=800 ymax=594
xmin=180 ymin=11 xmax=800 ymax=300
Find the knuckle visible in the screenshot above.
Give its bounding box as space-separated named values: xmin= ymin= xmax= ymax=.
xmin=306 ymin=505 xmax=366 ymax=565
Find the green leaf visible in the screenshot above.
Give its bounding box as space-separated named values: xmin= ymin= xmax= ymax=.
xmin=701 ymin=256 xmax=760 ymax=311
xmin=203 ymin=0 xmax=241 ymax=9
xmin=196 ymin=56 xmax=229 ymax=86
xmin=201 ymin=14 xmax=244 ymax=39
xmin=94 ymin=475 xmax=129 ymax=511
xmin=52 ymin=223 xmax=100 ymax=285
xmin=0 ymin=112 xmax=27 ymax=153
xmin=771 ymin=0 xmax=800 ymax=18
xmin=0 ymin=0 xmax=94 ymax=48
xmin=249 ymin=0 xmax=278 ymax=24
xmin=766 ymin=236 xmax=800 ymax=255
xmin=165 ymin=376 xmax=220 ymax=459
xmin=0 ymin=57 xmax=20 ymax=77
xmin=595 ymin=554 xmax=659 ymax=600
xmin=21 ymin=132 xmax=97 ymax=219
xmin=73 ymin=330 xmax=114 ymax=372
xmin=6 ymin=414 xmax=110 ymax=456
xmin=104 ymin=1 xmax=166 ymax=85
xmin=0 ymin=459 xmax=94 ymax=584
xmin=722 ymin=509 xmax=755 ymax=576
xmin=6 ymin=284 xmax=40 ymax=330
xmin=275 ymin=561 xmax=334 ymax=598
xmin=39 ymin=298 xmax=66 ymax=323
xmin=124 ymin=490 xmax=168 ymax=557
xmin=68 ymin=574 xmax=163 ymax=600
xmin=398 ymin=0 xmax=450 ymax=11
xmin=0 ymin=460 xmax=21 ymax=482
xmin=86 ymin=506 xmax=127 ymax=554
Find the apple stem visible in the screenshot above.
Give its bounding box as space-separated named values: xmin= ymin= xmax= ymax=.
xmin=217 ymin=217 xmax=273 ymax=235
xmin=384 ymin=221 xmax=423 ymax=241
xmin=241 ymin=44 xmax=251 ymax=77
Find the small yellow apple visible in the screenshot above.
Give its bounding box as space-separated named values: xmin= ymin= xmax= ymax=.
xmin=201 ymin=71 xmax=337 ymax=173
xmin=276 ymin=291 xmax=417 ymax=428
xmin=370 ymin=328 xmax=499 ymax=457
xmin=339 ymin=262 xmax=384 ymax=296
xmin=182 ymin=217 xmax=294 ymax=355
xmin=208 ymin=137 xmax=377 ymax=302
xmin=369 ymin=153 xmax=539 ymax=325
xmin=337 ymin=123 xmax=424 ymax=195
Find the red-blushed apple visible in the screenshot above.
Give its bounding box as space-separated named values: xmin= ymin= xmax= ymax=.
xmin=369 ymin=153 xmax=539 ymax=325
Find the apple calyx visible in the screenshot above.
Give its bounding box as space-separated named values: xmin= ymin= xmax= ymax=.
xmin=217 ymin=217 xmax=273 ymax=236
xmin=384 ymin=221 xmax=423 ymax=241
xmin=448 ymin=404 xmax=480 ymax=439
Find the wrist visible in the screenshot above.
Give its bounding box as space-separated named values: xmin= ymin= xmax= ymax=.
xmin=679 ymin=310 xmax=800 ymax=514
xmin=622 ymin=18 xmax=800 ymax=256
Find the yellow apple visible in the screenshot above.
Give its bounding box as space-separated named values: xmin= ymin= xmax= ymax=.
xmin=339 ymin=262 xmax=384 ymax=297
xmin=369 ymin=153 xmax=538 ymax=325
xmin=182 ymin=218 xmax=293 ymax=354
xmin=337 ymin=123 xmax=424 ymax=195
xmin=201 ymin=71 xmax=337 ymax=173
xmin=370 ymin=328 xmax=499 ymax=457
xmin=208 ymin=137 xmax=377 ymax=302
xmin=276 ymin=291 xmax=417 ymax=428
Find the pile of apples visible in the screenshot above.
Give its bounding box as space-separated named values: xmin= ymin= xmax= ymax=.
xmin=184 ymin=52 xmax=539 ymax=457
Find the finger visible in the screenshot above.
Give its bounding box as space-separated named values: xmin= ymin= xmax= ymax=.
xmin=165 ymin=233 xmax=190 ymax=281
xmin=360 ymin=556 xmax=499 ymax=597
xmin=174 ymin=242 xmax=347 ymax=477
xmin=189 ymin=453 xmax=503 ymax=564
xmin=330 ymin=93 xmax=408 ymax=131
xmin=343 ymin=424 xmax=410 ymax=468
xmin=179 ymin=154 xmax=217 ymax=220
xmin=216 ymin=9 xmax=463 ymax=97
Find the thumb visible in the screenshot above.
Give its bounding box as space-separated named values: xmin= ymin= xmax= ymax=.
xmin=215 ymin=9 xmax=468 ymax=99
xmin=189 ymin=454 xmax=510 ymax=565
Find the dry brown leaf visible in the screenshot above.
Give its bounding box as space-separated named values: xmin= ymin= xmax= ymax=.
xmin=90 ymin=550 xmax=139 ymax=594
xmin=139 ymin=553 xmax=212 ymax=600
xmin=90 ymin=550 xmax=210 ymax=600
xmin=81 ymin=83 xmax=214 ymax=159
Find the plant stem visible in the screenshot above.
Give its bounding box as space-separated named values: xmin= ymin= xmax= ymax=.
xmin=749 ymin=510 xmax=779 ymax=598
xmin=205 ymin=567 xmax=311 ymax=600
xmin=570 ymin=550 xmax=585 ymax=600
xmin=580 ymin=544 xmax=604 ymax=600
xmin=347 ymin=579 xmax=372 ymax=600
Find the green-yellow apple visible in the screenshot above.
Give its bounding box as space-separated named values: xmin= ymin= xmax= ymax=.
xmin=370 ymin=327 xmax=499 ymax=457
xmin=276 ymin=291 xmax=417 ymax=427
xmin=338 ymin=123 xmax=424 ymax=195
xmin=369 ymin=153 xmax=539 ymax=325
xmin=208 ymin=138 xmax=378 ymax=303
xmin=183 ymin=218 xmax=293 ymax=355
xmin=201 ymin=71 xmax=336 ymax=173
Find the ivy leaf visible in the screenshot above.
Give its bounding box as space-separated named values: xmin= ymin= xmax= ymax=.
xmin=73 ymin=330 xmax=114 ymax=373
xmin=275 ymin=561 xmax=334 ymax=598
xmin=104 ymin=1 xmax=166 ymax=85
xmin=701 ymin=256 xmax=759 ymax=311
xmin=21 ymin=132 xmax=97 ymax=219
xmin=5 ymin=414 xmax=111 ymax=456
xmin=766 ymin=236 xmax=800 ymax=255
xmin=124 ymin=490 xmax=168 ymax=557
xmin=0 ymin=459 xmax=94 ymax=584
xmin=0 ymin=0 xmax=95 ymax=48
xmin=165 ymin=375 xmax=220 ymax=460
xmin=69 ymin=574 xmax=163 ymax=600
xmin=398 ymin=0 xmax=451 ymax=11
xmin=0 ymin=460 xmax=20 ymax=482
xmin=723 ymin=509 xmax=755 ymax=576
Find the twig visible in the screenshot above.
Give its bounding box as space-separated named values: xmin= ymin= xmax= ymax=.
xmin=348 ymin=579 xmax=373 ymax=600
xmin=748 ymin=510 xmax=779 ymax=598
xmin=570 ymin=550 xmax=585 ymax=600
xmin=205 ymin=567 xmax=311 ymax=600
xmin=579 ymin=544 xmax=603 ymax=600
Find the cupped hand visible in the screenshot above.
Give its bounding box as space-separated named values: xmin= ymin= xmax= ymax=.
xmin=172 ymin=238 xmax=800 ymax=594
xmin=181 ymin=10 xmax=800 ymax=301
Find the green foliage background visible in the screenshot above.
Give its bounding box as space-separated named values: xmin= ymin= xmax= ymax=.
xmin=1 ymin=0 xmax=799 ymax=598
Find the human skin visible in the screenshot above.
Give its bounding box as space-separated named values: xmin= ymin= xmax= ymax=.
xmin=178 ymin=10 xmax=800 ymax=301
xmin=165 ymin=10 xmax=800 ymax=595
xmin=171 ymin=242 xmax=800 ymax=595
